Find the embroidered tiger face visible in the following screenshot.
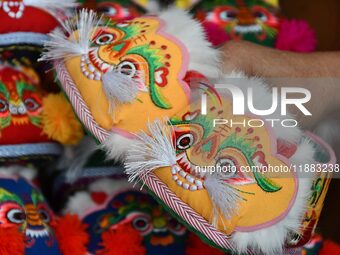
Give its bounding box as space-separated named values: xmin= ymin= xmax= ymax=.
xmin=194 ymin=0 xmax=280 ymax=46
xmin=64 ymin=15 xmax=189 ymax=135
xmin=143 ymin=95 xmax=298 ymax=234
xmin=83 ymin=191 xmax=187 ymax=255
xmin=0 ymin=177 xmax=60 ymax=255
xmin=0 ymin=66 xmax=50 ymax=145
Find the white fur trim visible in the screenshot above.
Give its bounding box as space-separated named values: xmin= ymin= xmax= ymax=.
xmin=64 ymin=179 xmax=135 ymax=216
xmin=159 ymin=8 xmax=221 ymax=79
xmin=23 ymin=0 xmax=78 ymax=10
xmin=218 ymin=72 xmax=302 ymax=143
xmin=314 ymin=116 xmax=340 ymax=147
xmin=63 ymin=191 xmax=97 ymax=217
xmin=0 ymin=166 xmax=37 ymax=181
xmin=100 ymin=133 xmax=136 ymax=162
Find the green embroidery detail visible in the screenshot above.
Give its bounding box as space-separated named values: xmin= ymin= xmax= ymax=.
xmin=127 ymin=45 xmax=172 ymax=109
xmin=29 ymin=115 xmax=42 ymax=127
xmin=253 ymin=171 xmax=282 ymax=192
xmin=0 ymin=82 xmax=10 ymax=100
xmin=309 ymin=177 xmax=324 ymax=206
xmin=170 ymin=115 xmax=215 ymax=140
xmin=116 ymin=23 xmax=140 ymax=40
xmin=112 ymin=42 xmax=126 ymax=52
xmin=0 ymin=117 xmax=11 ymax=130
xmin=202 ymin=140 xmax=212 ymax=152
xmin=0 ymin=188 xmax=24 ymax=207
xmin=0 ymin=82 xmax=11 ymax=130
xmin=218 ymin=133 xmax=257 ymax=161
xmin=16 ymin=81 xmax=36 ymax=99
xmin=31 ymin=189 xmax=45 ymax=207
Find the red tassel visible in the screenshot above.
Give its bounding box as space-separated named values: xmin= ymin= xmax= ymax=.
xmin=97 ymin=223 xmax=146 ymax=255
xmin=53 ymin=214 xmax=89 ymax=255
xmin=0 ymin=227 xmax=25 ymax=255
xmin=186 ymin=233 xmax=225 ymax=255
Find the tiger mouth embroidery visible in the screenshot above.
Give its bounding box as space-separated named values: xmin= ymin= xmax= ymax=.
xmin=1 ymin=0 xmax=25 ymax=19
xmin=81 ymin=48 xmax=113 ymax=80
xmin=173 ymin=153 xmax=205 ymax=191
xmin=25 ymin=228 xmax=49 ymax=238
xmin=234 ymin=24 xmax=262 ymax=34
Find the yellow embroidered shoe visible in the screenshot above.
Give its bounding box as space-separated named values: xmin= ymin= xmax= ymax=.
xmin=124 ymin=75 xmax=335 ymax=254
xmin=41 ymin=8 xmax=219 ymax=160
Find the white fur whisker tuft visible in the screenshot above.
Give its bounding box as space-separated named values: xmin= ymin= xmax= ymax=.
xmin=23 ymin=0 xmax=78 ymax=10
xmin=124 ymin=119 xmax=176 ymax=187
xmin=205 ymin=174 xmax=242 ymax=227
xmin=40 ymin=9 xmax=103 ymax=62
xmin=102 ymin=69 xmax=145 ymax=107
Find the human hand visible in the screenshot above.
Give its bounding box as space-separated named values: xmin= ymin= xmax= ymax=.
xmin=220 ymin=41 xmax=340 ymax=129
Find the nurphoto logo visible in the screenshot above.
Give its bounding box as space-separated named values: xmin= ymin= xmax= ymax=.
xmin=200 ymin=84 xmax=312 ymax=128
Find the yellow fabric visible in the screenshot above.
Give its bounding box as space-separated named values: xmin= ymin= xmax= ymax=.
xmin=265 ymin=0 xmax=279 ymax=8
xmin=175 ymin=0 xmax=198 ymax=9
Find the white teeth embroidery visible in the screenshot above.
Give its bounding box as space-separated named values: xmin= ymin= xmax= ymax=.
xmin=172 ymin=155 xmax=205 ymax=191
xmin=80 ymin=48 xmax=113 ymax=81
xmin=234 ymin=24 xmax=262 ymax=34
xmin=2 ymin=1 xmax=25 ymax=19
xmin=25 ymin=228 xmax=49 ymax=238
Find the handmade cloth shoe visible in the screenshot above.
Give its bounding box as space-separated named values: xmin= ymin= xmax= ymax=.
xmin=124 ymin=82 xmax=335 ymax=254
xmin=0 ymin=64 xmax=83 ymax=165
xmin=41 ymin=8 xmax=219 ymax=160
xmin=192 ymin=0 xmax=317 ymax=50
xmin=0 ymin=169 xmax=62 ymax=255
xmin=58 ymin=178 xmax=189 ymax=255
xmin=0 ymin=0 xmax=77 ymax=73
xmin=42 ymin=8 xmax=333 ymax=254
xmin=80 ymin=0 xmax=144 ymax=21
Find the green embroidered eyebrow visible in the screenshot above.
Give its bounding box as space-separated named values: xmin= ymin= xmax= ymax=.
xmin=31 ymin=189 xmax=45 ymax=207
xmin=218 ymin=133 xmax=257 ymax=162
xmin=0 ymin=188 xmax=24 ymax=207
xmin=0 ymin=82 xmax=10 ymax=100
xmin=170 ymin=115 xmax=215 ymax=140
xmin=126 ymin=45 xmax=172 ymax=109
xmin=16 ymin=81 xmax=36 ymax=99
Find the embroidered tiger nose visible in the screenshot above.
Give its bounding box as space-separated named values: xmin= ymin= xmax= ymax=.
xmin=152 ymin=217 xmax=167 ymax=229
xmin=9 ymin=100 xmax=26 ymax=115
xmin=108 ymin=40 xmax=131 ymax=58
xmin=25 ymin=204 xmax=43 ymax=226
